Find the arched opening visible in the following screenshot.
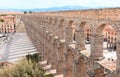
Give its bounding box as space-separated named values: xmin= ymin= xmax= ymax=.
xmin=88 ymin=23 xmax=119 ymax=77
xmin=72 ymin=23 xmax=76 ymax=42
xmin=103 ymin=26 xmax=117 ymax=51
xmin=53 ymin=18 xmax=58 ymax=35
xmin=74 ymin=21 xmax=92 ymax=51
xmin=84 ymin=25 xmax=91 ymax=45
xmin=94 ymin=24 xmax=117 ymax=61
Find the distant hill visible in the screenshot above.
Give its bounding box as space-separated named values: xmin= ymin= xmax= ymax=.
xmin=0 ymin=6 xmax=114 ymax=12
xmin=29 ymin=6 xmax=89 ymax=12
xmin=0 ymin=6 xmax=91 ymax=12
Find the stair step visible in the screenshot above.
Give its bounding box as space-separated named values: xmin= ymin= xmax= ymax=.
xmin=9 ymin=49 xmax=36 ymax=56
xmin=45 ymin=69 xmax=56 ymax=75
xmin=10 ymin=44 xmax=33 ymax=48
xmin=55 ymin=74 xmax=64 ymax=77
xmin=2 ymin=33 xmax=37 ymax=62
xmin=10 ymin=44 xmax=34 ymax=50
xmin=9 ymin=47 xmax=36 ymax=52
xmin=43 ymin=64 xmax=52 ymax=70
xmin=10 ymin=42 xmax=33 ymax=46
xmin=40 ymin=60 xmax=47 ymax=65
xmin=8 ymin=51 xmax=37 ymax=59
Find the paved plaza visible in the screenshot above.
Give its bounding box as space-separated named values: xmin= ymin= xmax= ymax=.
xmin=85 ymin=42 xmax=116 ymax=60
xmin=0 ymin=33 xmax=37 ymax=62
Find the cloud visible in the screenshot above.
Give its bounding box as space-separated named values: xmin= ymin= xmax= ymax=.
xmin=0 ymin=0 xmax=120 ymax=9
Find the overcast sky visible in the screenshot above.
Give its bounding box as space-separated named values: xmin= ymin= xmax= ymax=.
xmin=0 ymin=0 xmax=120 ymax=9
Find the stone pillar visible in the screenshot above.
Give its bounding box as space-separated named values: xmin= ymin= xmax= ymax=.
xmin=75 ymin=56 xmax=89 ymax=77
xmin=49 ymin=19 xmax=53 ymax=33
xmin=75 ymin=29 xmax=85 ymax=51
xmin=94 ymin=67 xmax=104 ymax=77
xmin=51 ymin=37 xmax=58 ymax=69
xmin=56 ymin=43 xmax=65 ymax=74
xmin=47 ymin=33 xmax=54 ymax=64
xmin=116 ymin=39 xmax=120 ymax=77
xmin=43 ymin=30 xmax=48 ymax=60
xmin=65 ymin=27 xmax=74 ymax=43
xmin=40 ymin=26 xmax=45 ymax=60
xmin=89 ymin=33 xmax=104 ymax=76
xmin=64 ymin=26 xmax=74 ymax=77
xmin=59 ymin=27 xmax=65 ymax=40
xmin=46 ymin=32 xmax=50 ymax=63
xmin=90 ymin=33 xmax=103 ymax=59
xmin=64 ymin=49 xmax=74 ymax=77
xmin=42 ymin=26 xmax=47 ymax=60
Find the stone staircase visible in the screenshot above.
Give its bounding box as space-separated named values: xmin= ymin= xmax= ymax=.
xmin=4 ymin=33 xmax=37 ymax=62
xmin=40 ymin=60 xmax=63 ymax=77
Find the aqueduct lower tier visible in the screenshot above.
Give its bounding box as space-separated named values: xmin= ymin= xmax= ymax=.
xmin=22 ymin=8 xmax=120 ymax=77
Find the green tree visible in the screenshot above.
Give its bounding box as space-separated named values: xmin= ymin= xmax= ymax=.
xmin=29 ymin=11 xmax=32 ymax=14
xmin=0 ymin=19 xmax=5 ymax=22
xmin=24 ymin=11 xmax=27 ymax=14
xmin=0 ymin=14 xmax=7 ymax=16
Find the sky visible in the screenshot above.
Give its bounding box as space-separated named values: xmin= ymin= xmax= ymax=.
xmin=0 ymin=0 xmax=120 ymax=9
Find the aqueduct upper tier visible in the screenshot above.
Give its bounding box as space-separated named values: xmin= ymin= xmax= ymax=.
xmin=21 ymin=8 xmax=120 ymax=77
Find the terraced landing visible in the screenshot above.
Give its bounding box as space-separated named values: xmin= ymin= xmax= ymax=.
xmin=3 ymin=33 xmax=37 ymax=62
xmin=40 ymin=60 xmax=63 ymax=77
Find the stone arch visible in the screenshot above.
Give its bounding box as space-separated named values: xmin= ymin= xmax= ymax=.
xmin=48 ymin=17 xmax=53 ymax=33
xmin=54 ymin=18 xmax=57 ymax=25
xmin=78 ymin=21 xmax=86 ymax=29
xmin=95 ymin=24 xmax=106 ymax=34
xmin=76 ymin=56 xmax=88 ymax=77
xmin=90 ymin=21 xmax=120 ymax=76
xmin=65 ymin=20 xmax=74 ymax=43
xmin=58 ymin=19 xmax=65 ymax=39
xmin=59 ymin=19 xmax=64 ymax=27
xmin=74 ymin=20 xmax=92 ymax=50
xmin=65 ymin=48 xmax=74 ymax=77
xmin=67 ymin=20 xmax=74 ymax=28
xmin=44 ymin=17 xmax=48 ymax=27
xmin=53 ymin=18 xmax=58 ymax=35
xmin=44 ymin=17 xmax=49 ymax=30
xmin=48 ymin=17 xmax=52 ymax=24
xmin=92 ymin=22 xmax=119 ymax=57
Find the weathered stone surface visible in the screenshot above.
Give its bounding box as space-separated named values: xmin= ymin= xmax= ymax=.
xmin=21 ymin=8 xmax=120 ymax=77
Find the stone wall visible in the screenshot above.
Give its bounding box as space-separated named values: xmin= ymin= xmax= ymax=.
xmin=21 ymin=8 xmax=120 ymax=77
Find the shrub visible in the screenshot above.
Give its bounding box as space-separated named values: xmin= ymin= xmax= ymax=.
xmin=0 ymin=19 xmax=5 ymax=22
xmin=24 ymin=11 xmax=27 ymax=14
xmin=26 ymin=53 xmax=41 ymax=63
xmin=29 ymin=11 xmax=32 ymax=14
xmin=44 ymin=74 xmax=54 ymax=77
xmin=0 ymin=59 xmax=45 ymax=77
xmin=0 ymin=14 xmax=7 ymax=16
xmin=0 ymin=53 xmax=54 ymax=77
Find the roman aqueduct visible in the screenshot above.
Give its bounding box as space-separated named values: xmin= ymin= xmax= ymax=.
xmin=21 ymin=8 xmax=120 ymax=77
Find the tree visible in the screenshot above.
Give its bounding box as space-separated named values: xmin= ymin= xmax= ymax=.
xmin=29 ymin=11 xmax=32 ymax=14
xmin=0 ymin=19 xmax=5 ymax=22
xmin=24 ymin=11 xmax=27 ymax=14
